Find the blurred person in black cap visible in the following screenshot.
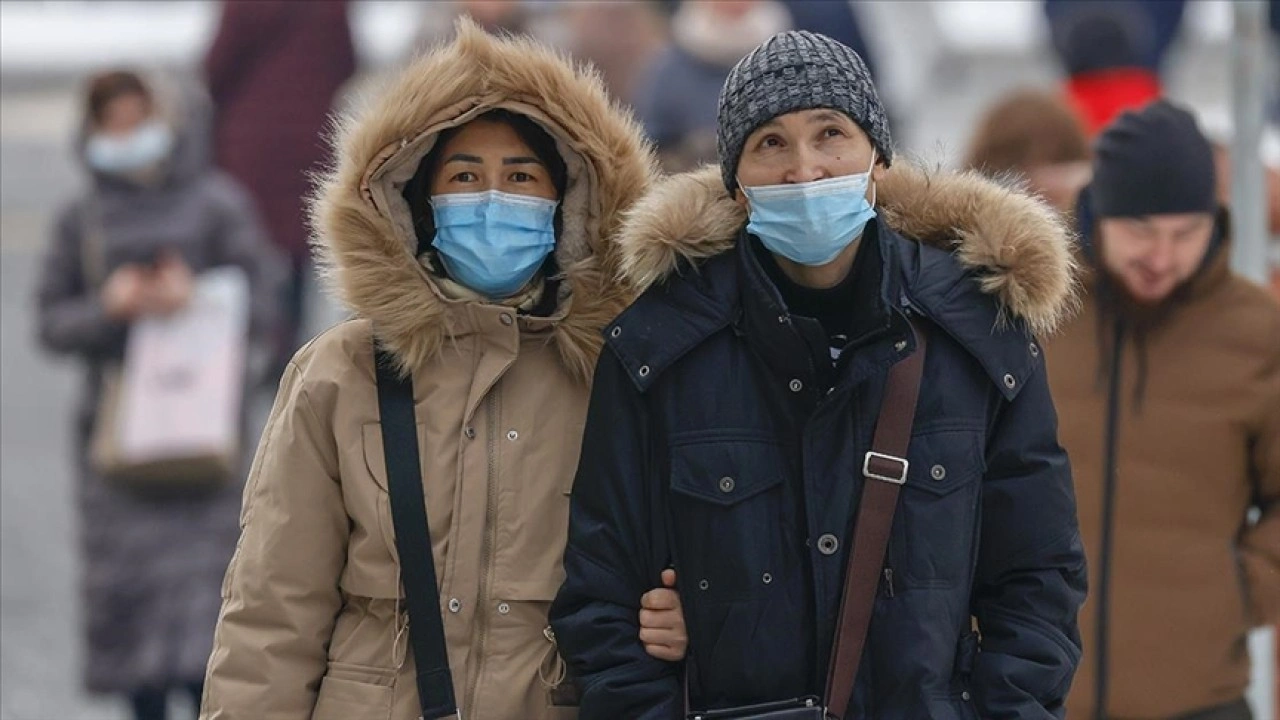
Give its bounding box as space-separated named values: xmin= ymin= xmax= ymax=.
xmin=552 ymin=28 xmax=1086 ymax=719
xmin=1045 ymin=99 xmax=1280 ymax=720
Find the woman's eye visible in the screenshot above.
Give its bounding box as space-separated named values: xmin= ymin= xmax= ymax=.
xmin=452 ymin=171 xmax=478 ymax=183
xmin=510 ymin=171 xmax=535 ymax=183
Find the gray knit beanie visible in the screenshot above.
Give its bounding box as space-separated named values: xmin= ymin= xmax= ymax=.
xmin=718 ymin=30 xmax=892 ymax=192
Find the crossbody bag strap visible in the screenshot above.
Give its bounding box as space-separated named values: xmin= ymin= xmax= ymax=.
xmin=373 ymin=343 xmax=459 ymax=720
xmin=824 ymin=317 xmax=928 ymax=720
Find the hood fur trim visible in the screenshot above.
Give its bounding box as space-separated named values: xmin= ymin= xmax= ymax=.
xmin=616 ymin=163 xmax=1079 ymax=337
xmin=310 ymin=18 xmax=655 ymax=379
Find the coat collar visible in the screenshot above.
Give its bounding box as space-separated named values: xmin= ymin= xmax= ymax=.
xmin=614 ymin=163 xmax=1080 ymax=339
xmin=607 ymin=164 xmax=1076 ymax=398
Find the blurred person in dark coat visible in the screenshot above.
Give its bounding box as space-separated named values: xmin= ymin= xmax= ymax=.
xmin=964 ymin=88 xmax=1092 ymax=215
xmin=34 ymin=70 xmax=279 ymax=720
xmin=204 ymin=0 xmax=356 ymax=382
xmin=1045 ymin=101 xmax=1280 ymax=720
xmin=635 ymin=0 xmax=881 ymax=173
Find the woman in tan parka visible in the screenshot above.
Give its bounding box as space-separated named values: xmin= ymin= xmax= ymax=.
xmin=201 ymin=21 xmax=679 ymax=720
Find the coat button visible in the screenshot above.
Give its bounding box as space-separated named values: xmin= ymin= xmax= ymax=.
xmin=930 ymin=464 xmax=946 ymax=481
xmin=894 ymin=340 xmax=907 ymax=352
xmin=789 ymin=379 xmax=803 ymax=392
xmin=500 ymin=313 xmax=513 ymax=326
xmin=698 ymin=579 xmax=710 ymax=590
xmin=507 ymin=430 xmax=519 ymax=441
xmin=817 ymin=534 xmax=839 ymax=555
xmin=718 ymin=476 xmax=735 ymax=493
xmin=610 ymin=326 xmax=622 ymax=338
xmin=961 ymin=691 xmax=971 ymax=701
xmin=497 ymin=602 xmax=510 ymax=615
xmin=448 ymin=598 xmax=461 ymax=613
xmin=464 ymin=426 xmax=476 ymax=439
xmin=762 ymin=572 xmax=773 ymax=584
xmin=1003 ymin=373 xmax=1017 ymax=389
xmin=777 ymin=314 xmax=790 ymax=324
xmin=1028 ymin=342 xmax=1040 ymax=357
xmin=638 ymin=365 xmax=650 ymax=377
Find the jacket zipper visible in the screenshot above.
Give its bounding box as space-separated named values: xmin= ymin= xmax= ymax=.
xmin=466 ymin=389 xmax=501 ymax=712
xmin=1095 ymin=322 xmax=1124 ymax=720
xmin=882 ymin=567 xmax=895 ymax=598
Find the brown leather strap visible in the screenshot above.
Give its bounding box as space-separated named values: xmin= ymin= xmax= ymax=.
xmin=825 ymin=318 xmax=928 ymax=720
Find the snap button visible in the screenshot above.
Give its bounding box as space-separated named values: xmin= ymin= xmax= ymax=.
xmin=1003 ymin=373 xmax=1017 ymax=389
xmin=777 ymin=314 xmax=789 ymax=324
xmin=499 ymin=313 xmax=513 ymax=326
xmin=931 ymin=464 xmax=946 ymax=481
xmin=1029 ymin=341 xmax=1040 ymax=357
xmin=507 ymin=430 xmax=519 ymax=441
xmin=610 ymin=326 xmax=622 ymax=338
xmin=698 ymin=579 xmax=710 ymax=591
xmin=789 ymin=379 xmax=803 ymax=393
xmin=718 ymin=476 xmax=735 ymax=493
xmin=817 ymin=534 xmax=839 ymax=555
xmin=638 ymin=365 xmax=650 ymax=377
xmin=762 ymin=572 xmax=773 ymax=584
xmin=961 ymin=691 xmax=971 ymax=701
xmin=448 ymin=598 xmax=461 ymax=613
xmin=894 ymin=340 xmax=907 ymax=352
xmin=497 ymin=602 xmax=510 ymax=615
xmin=464 ymin=426 xmax=476 ymax=439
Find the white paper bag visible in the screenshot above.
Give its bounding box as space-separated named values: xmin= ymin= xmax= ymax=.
xmin=92 ymin=267 xmax=249 ymax=490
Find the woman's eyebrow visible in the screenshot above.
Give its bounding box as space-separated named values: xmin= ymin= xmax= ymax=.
xmin=445 ymin=153 xmax=483 ymax=164
xmin=503 ymin=156 xmax=543 ymax=166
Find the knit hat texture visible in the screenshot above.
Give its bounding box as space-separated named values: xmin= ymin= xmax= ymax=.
xmin=717 ymin=30 xmax=892 ymax=192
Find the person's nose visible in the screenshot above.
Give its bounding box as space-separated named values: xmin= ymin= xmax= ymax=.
xmin=781 ymin=144 xmax=828 ymax=184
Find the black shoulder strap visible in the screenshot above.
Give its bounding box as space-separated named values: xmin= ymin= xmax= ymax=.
xmin=373 ymin=344 xmax=458 ymax=720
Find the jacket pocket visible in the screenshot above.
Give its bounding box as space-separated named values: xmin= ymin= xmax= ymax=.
xmin=894 ymin=428 xmax=985 ymax=588
xmin=668 ymin=435 xmax=789 ymax=599
xmin=311 ymin=661 xmax=394 ymax=720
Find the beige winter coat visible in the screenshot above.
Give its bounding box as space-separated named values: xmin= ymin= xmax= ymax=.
xmin=200 ymin=22 xmax=653 ymax=720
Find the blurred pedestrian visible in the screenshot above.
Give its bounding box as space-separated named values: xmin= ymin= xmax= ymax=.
xmin=204 ymin=0 xmax=356 ymax=385
xmin=552 ymin=29 xmax=1085 ymax=718
xmin=556 ymin=1 xmax=668 ymax=105
xmin=633 ymin=0 xmax=794 ymax=171
xmin=1043 ymin=0 xmax=1185 ymax=135
xmin=200 ymin=21 xmax=683 ymax=720
xmin=1046 ymin=100 xmax=1280 ymax=720
xmin=34 ymin=70 xmax=279 ymax=720
xmin=635 ymin=0 xmax=882 ymax=173
xmin=964 ymin=88 xmax=1092 ymax=215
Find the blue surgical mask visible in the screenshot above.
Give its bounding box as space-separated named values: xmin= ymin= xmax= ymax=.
xmin=85 ymin=120 xmax=174 ymax=175
xmin=740 ymin=152 xmax=878 ymax=266
xmin=430 ymin=190 xmax=558 ymax=299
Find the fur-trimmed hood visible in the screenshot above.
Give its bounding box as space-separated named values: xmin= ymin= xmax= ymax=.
xmin=310 ymin=19 xmax=655 ymax=379
xmin=616 ymin=164 xmax=1079 ymax=337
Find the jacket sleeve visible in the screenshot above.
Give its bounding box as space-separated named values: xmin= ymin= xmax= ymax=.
xmin=34 ymin=202 xmax=128 ymax=358
xmin=970 ymin=358 xmax=1087 ymax=719
xmin=1240 ymin=315 xmax=1280 ymax=626
xmin=550 ymin=350 xmax=682 ymax=720
xmin=201 ymin=361 xmax=348 ymax=720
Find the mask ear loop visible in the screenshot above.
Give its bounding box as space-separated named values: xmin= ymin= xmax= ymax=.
xmin=867 ymin=150 xmax=878 ymax=207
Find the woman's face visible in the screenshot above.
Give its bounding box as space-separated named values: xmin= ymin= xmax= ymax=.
xmin=96 ymin=92 xmax=152 ymax=137
xmin=429 ymin=119 xmax=559 ymax=201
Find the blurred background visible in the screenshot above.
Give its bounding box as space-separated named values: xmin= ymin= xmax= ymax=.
xmin=1 ymin=1 xmax=1277 ymax=719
